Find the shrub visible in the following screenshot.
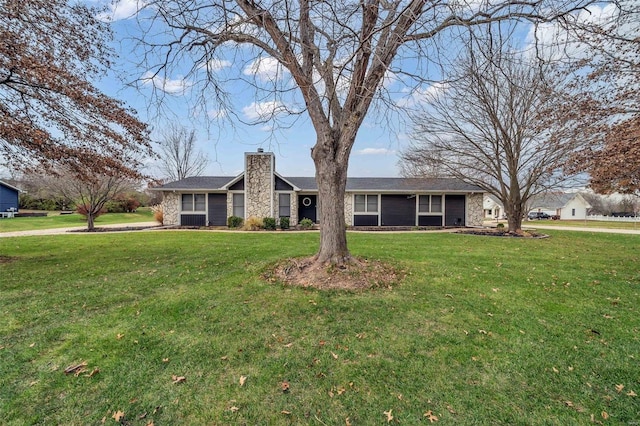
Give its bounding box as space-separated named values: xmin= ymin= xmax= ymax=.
xmin=227 ymin=216 xmax=244 ymax=228
xmin=299 ymin=218 xmax=314 ymax=229
xmin=279 ymin=217 xmax=290 ymax=230
xmin=151 ymin=204 xmax=164 ymax=225
xmin=242 ymin=216 xmax=263 ymax=231
xmin=263 ymin=217 xmax=277 ymax=230
xmin=496 ymin=223 xmax=505 ymax=229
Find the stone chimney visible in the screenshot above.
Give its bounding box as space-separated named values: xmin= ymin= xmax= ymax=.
xmin=244 ymin=150 xmax=275 ymax=219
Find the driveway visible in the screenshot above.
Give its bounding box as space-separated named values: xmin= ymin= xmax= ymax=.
xmin=0 ymin=222 xmax=160 ymax=238
xmin=522 ymin=224 xmax=640 ymax=235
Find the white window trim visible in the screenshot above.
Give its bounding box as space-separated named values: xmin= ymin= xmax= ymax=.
xmin=417 ymin=194 xmax=444 ymax=216
xmin=353 ymin=194 xmax=380 ymax=215
xmin=181 ymin=193 xmax=207 ymax=213
xmin=231 ymin=191 xmax=245 ymax=218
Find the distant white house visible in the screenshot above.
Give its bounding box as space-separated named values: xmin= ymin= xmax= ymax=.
xmin=483 ymin=194 xmax=503 ymax=219
xmin=528 ymin=193 xmax=592 ymax=220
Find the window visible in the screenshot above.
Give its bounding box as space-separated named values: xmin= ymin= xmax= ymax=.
xmin=232 ymin=193 xmax=244 ymax=218
xmin=419 ymin=195 xmax=442 ymax=213
xmin=354 ymin=194 xmax=378 ymax=213
xmin=572 ymin=208 xmax=576 ymax=216
xmin=279 ymin=193 xmax=291 ymax=217
xmin=181 ymin=194 xmax=206 ymax=212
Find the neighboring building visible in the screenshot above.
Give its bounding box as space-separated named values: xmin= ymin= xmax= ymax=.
xmin=483 ymin=194 xmax=504 ymax=219
xmin=529 ymin=192 xmax=592 ymax=220
xmin=154 ymin=150 xmax=485 ymax=228
xmin=0 ymin=180 xmax=21 ymax=217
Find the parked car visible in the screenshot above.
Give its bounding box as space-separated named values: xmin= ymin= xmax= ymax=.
xmin=528 ymin=211 xmax=551 ymax=220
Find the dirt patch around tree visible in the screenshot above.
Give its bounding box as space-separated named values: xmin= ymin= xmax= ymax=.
xmin=456 ymin=228 xmax=548 ymax=238
xmin=265 ymin=256 xmax=405 ymax=291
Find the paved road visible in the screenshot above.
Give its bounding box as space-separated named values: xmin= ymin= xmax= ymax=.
xmin=0 ymin=222 xmax=160 ymax=238
xmin=2 ymin=221 xmax=639 ymax=237
xmin=522 ymin=224 xmax=640 ymax=235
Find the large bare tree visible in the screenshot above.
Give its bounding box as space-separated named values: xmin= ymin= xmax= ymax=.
xmin=136 ymin=0 xmax=603 ymax=264
xmin=399 ymin=28 xmax=585 ymax=233
xmin=156 ymin=125 xmax=209 ymax=181
xmin=0 ymin=0 xmax=152 ymax=178
xmin=547 ymin=1 xmax=640 ymax=195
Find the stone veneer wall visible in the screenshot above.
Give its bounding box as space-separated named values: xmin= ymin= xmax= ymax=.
xmin=245 ymin=153 xmax=274 ymax=219
xmin=344 ymin=194 xmax=353 ymax=226
xmin=162 ymin=192 xmax=180 ymax=226
xmin=467 ymin=193 xmax=484 ymax=227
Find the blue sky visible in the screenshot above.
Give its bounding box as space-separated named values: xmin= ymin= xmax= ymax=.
xmin=94 ymin=1 xmax=413 ymax=179
xmin=90 ymin=0 xmax=622 ymax=180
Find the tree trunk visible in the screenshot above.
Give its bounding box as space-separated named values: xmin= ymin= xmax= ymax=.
xmin=87 ymin=213 xmax=95 ymax=231
xmin=311 ymin=137 xmax=351 ymax=265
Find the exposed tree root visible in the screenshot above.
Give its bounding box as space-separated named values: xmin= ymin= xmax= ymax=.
xmin=266 ymin=256 xmax=405 ymax=290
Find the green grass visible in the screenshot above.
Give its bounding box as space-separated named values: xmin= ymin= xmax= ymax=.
xmin=0 ymin=208 xmax=155 ymax=233
xmin=1 ymin=230 xmax=639 ymax=425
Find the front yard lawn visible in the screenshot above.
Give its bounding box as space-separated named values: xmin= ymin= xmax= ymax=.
xmin=0 ymin=208 xmax=155 ymax=233
xmin=1 ymin=231 xmax=638 ymax=424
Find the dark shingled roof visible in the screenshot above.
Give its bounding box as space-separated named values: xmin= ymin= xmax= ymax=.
xmin=156 ymin=175 xmax=483 ymax=192
xmin=156 ymin=176 xmax=236 ymax=190
xmin=288 ymin=177 xmax=483 ymax=192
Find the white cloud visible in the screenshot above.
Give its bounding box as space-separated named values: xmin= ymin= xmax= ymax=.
xmin=242 ymin=100 xmax=287 ymax=121
xmin=355 ymin=147 xmax=395 ymax=156
xmin=396 ymin=82 xmax=449 ymax=108
xmin=243 ymin=57 xmax=287 ymax=82
xmin=200 ymin=58 xmax=232 ymax=72
xmin=141 ymin=71 xmax=191 ymax=94
xmin=97 ymin=0 xmax=145 ymax=22
xmin=207 ymin=109 xmax=228 ymax=119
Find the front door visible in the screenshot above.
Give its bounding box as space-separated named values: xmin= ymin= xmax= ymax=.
xmin=445 ymin=194 xmax=466 ymax=226
xmin=208 ymin=193 xmax=227 ymax=226
xmin=298 ymin=195 xmax=317 ymax=223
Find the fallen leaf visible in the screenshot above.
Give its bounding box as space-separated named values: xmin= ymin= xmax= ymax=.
xmin=229 ymin=406 xmax=239 ymax=413
xmin=284 ymin=343 xmax=293 ymax=348
xmin=319 ymin=340 xmax=326 ymax=346
xmin=615 ymin=384 xmax=624 ymax=393
xmin=424 ymin=410 xmax=439 ymax=422
xmin=29 ymin=342 xmax=36 ymax=348
xmin=112 ymin=410 xmax=125 ymax=422
xmin=162 ymin=358 xmax=169 ymax=363
xmin=220 ymin=356 xmax=228 ymax=361
xmin=85 ymin=368 xmax=100 ymax=378
xmin=627 ymin=390 xmax=637 ymax=397
xmin=146 ymin=422 xmax=154 ymax=426
xmin=172 ymin=375 xmax=186 ymax=384
xmin=446 ymin=405 xmax=456 ymax=414
xmin=281 ymin=381 xmax=290 ymax=392
xmin=346 ymin=417 xmax=352 ymax=426
xmin=337 ymin=387 xmax=346 ymax=395
xmin=116 ymin=333 xmax=124 ymax=340
xmin=281 ymin=410 xmax=291 ymax=415
xmin=552 ymin=367 xmax=559 ymax=373
xmin=239 ymin=375 xmax=247 ymax=386
xmin=64 ymin=362 xmax=88 ymax=375
xmin=602 ymin=411 xmax=609 ymax=419
xmin=478 ymin=330 xmax=487 ymax=334
xmin=331 ymin=352 xmax=338 ymax=359
xmin=384 ymin=409 xmax=393 ymax=423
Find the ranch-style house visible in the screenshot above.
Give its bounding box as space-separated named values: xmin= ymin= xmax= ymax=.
xmin=155 ymin=150 xmax=485 ymax=228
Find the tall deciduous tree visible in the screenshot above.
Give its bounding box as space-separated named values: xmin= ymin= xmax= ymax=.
xmin=399 ymin=28 xmax=585 ymax=233
xmin=157 ymin=125 xmax=209 ymax=181
xmin=137 ymin=0 xmax=603 ymax=264
xmin=0 ymin=0 xmax=152 ymax=178
xmin=547 ymin=1 xmax=640 ymax=194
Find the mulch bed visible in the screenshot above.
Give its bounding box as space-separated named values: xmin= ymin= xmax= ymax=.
xmin=265 ymin=256 xmax=406 ymax=291
xmin=456 ymin=228 xmax=548 ymax=238
xmin=69 ymin=225 xmax=161 ymax=233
